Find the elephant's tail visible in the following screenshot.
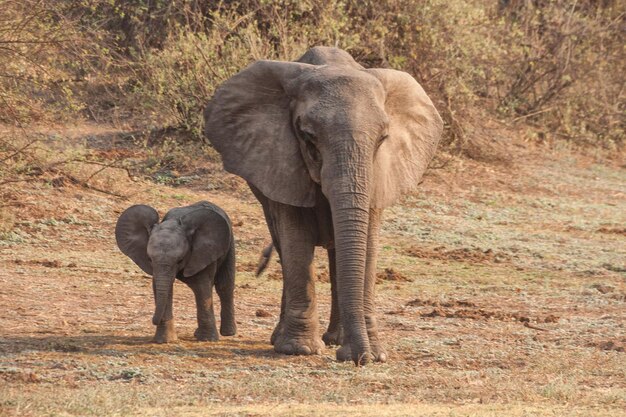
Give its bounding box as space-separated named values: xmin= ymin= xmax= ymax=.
xmin=255 ymin=243 xmax=274 ymax=277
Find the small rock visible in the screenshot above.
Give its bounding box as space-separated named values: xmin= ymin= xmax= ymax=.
xmin=21 ymin=372 xmax=40 ymax=383
xmin=597 ymin=340 xmax=625 ymax=352
xmin=543 ymin=314 xmax=560 ymax=323
xmin=591 ymin=284 xmax=615 ymax=294
xmin=423 ymin=307 xmax=446 ymax=318
xmin=376 ymin=268 xmax=413 ymax=283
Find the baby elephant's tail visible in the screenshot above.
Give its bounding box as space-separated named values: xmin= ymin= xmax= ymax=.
xmin=255 ymin=243 xmax=274 ymax=277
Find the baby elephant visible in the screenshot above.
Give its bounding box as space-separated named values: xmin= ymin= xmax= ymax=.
xmin=115 ymin=201 xmax=236 ymax=343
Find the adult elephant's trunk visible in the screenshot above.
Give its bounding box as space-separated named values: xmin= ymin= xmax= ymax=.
xmin=323 ymin=138 xmax=373 ymax=365
xmin=152 ymin=270 xmax=175 ymax=325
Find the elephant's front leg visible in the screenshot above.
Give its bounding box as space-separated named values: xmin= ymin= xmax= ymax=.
xmin=187 ymin=265 xmax=220 ymax=342
xmin=322 ymin=248 xmax=343 ymax=346
xmin=271 ymin=204 xmax=324 ymax=356
xmin=270 ymin=283 xmax=286 ymax=345
xmin=152 ymin=281 xmax=177 ymax=343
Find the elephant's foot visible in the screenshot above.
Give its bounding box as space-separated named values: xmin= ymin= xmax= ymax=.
xmin=194 ymin=326 xmax=219 ymax=342
xmin=153 ymin=320 xmax=177 ymax=344
xmin=336 ymin=315 xmax=387 ymax=363
xmin=220 ymin=321 xmax=237 ymax=337
xmin=274 ymin=332 xmax=325 ymax=356
xmin=270 ymin=320 xmax=284 ymax=345
xmin=322 ymin=325 xmax=344 ymax=346
xmin=366 ymin=317 xmax=387 ymax=362
xmin=271 ymin=313 xmax=324 ymax=355
xmin=369 ymin=339 xmax=388 ymax=363
xmin=336 ymin=341 xmax=387 ymax=364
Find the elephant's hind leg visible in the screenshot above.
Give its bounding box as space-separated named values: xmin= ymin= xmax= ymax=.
xmin=270 ymin=203 xmax=324 ymax=356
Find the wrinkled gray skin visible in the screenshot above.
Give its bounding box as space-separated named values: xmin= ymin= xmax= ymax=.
xmin=115 ymin=201 xmax=236 ymax=343
xmin=204 ymin=47 xmax=442 ymax=365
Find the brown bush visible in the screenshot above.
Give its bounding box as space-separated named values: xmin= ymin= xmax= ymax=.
xmin=1 ymin=0 xmax=623 ymax=160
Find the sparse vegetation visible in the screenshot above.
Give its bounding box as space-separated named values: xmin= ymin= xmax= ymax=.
xmin=1 ymin=1 xmax=624 ymax=149
xmin=1 ymin=143 xmax=624 ymax=416
xmin=2 ymin=1 xmax=624 ymax=190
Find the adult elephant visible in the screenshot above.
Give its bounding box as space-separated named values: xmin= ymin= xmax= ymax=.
xmin=204 ymin=47 xmax=443 ymax=365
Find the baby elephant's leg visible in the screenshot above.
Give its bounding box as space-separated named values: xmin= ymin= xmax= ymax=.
xmin=187 ymin=265 xmax=219 ymax=342
xmin=215 ymin=241 xmax=237 ymax=336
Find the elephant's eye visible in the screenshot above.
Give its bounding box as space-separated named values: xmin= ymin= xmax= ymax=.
xmin=298 ymin=126 xmax=316 ymax=143
xmin=376 ymin=133 xmax=389 ymax=149
xmin=295 ymin=117 xmax=316 ymax=143
xmin=306 ymin=140 xmax=321 ymax=164
xmin=301 ymin=130 xmax=316 ymax=143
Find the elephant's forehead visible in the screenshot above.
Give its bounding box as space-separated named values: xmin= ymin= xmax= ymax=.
xmin=298 ymin=71 xmax=387 ymax=129
xmin=148 ymin=223 xmax=186 ymax=253
xmin=302 ymin=67 xmax=385 ymax=100
xmin=154 ymin=219 xmax=180 ymax=232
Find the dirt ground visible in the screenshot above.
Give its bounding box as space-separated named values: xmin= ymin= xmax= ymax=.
xmin=0 ymin=126 xmax=624 ymax=416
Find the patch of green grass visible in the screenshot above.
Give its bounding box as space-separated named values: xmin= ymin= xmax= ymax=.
xmin=0 ymin=230 xmax=27 ymax=245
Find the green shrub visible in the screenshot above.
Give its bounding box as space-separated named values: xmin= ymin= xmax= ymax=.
xmin=126 ymin=1 xmax=361 ymax=139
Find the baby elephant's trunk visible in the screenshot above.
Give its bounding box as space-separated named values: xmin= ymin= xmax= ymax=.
xmin=152 ymin=272 xmax=175 ymax=325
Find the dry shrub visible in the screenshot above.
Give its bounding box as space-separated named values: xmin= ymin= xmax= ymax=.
xmin=123 ymin=1 xmax=360 ymax=139
xmin=123 ymin=1 xmax=624 ymax=150
xmin=1 ymin=0 xmax=624 ymax=165
xmin=497 ymin=0 xmax=625 ymax=148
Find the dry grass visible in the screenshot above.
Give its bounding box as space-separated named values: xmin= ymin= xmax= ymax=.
xmin=0 ymin=126 xmax=624 ymax=416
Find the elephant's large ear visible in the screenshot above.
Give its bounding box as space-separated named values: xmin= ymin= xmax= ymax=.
xmin=180 ymin=207 xmax=231 ymax=277
xmin=367 ymin=69 xmax=444 ymax=208
xmin=204 ymin=60 xmax=318 ymax=207
xmin=115 ymin=205 xmax=159 ymax=275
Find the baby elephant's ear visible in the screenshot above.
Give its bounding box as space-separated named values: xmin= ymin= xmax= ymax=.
xmin=115 ymin=205 xmax=159 ymax=275
xmin=180 ymin=208 xmax=231 ymax=277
